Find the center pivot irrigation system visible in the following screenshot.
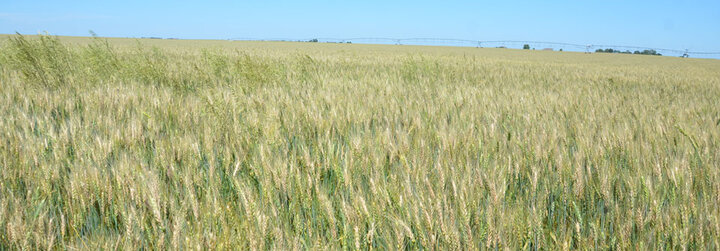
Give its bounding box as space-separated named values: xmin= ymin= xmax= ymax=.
xmin=229 ymin=37 xmax=720 ymax=58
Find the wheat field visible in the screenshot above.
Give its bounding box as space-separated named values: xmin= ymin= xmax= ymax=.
xmin=1 ymin=34 xmax=719 ymax=249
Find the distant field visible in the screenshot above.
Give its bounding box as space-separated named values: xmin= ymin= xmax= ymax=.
xmin=1 ymin=34 xmax=719 ymax=249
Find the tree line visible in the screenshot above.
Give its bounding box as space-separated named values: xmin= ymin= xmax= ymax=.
xmin=595 ymin=48 xmax=662 ymax=56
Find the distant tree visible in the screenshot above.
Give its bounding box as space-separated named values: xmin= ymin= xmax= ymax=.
xmin=559 ymin=49 xmax=563 ymax=51
xmin=523 ymin=44 xmax=530 ymax=50
xmin=642 ymin=49 xmax=661 ymax=56
xmin=308 ymin=39 xmax=318 ymax=43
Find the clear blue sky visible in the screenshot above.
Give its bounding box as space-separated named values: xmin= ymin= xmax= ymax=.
xmin=1 ymin=0 xmax=719 ymax=52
